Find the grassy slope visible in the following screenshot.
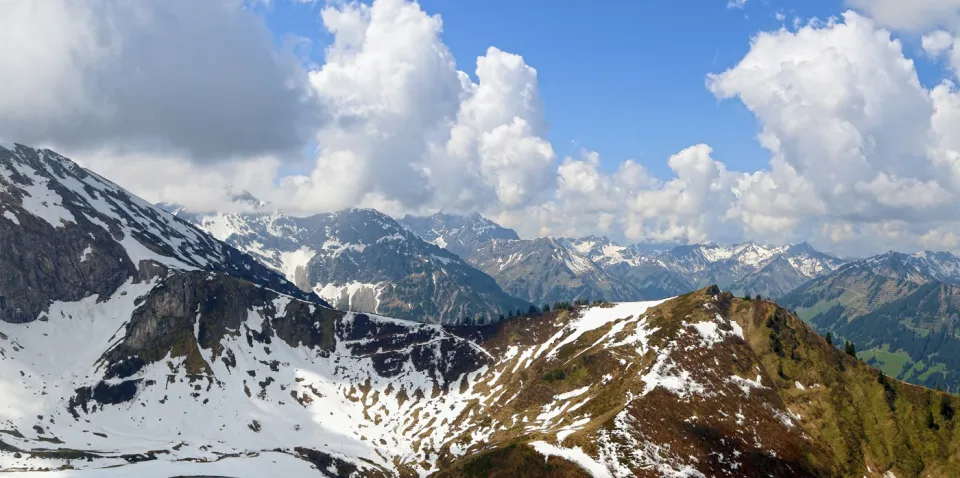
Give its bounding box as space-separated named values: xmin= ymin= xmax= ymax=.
xmin=433 ymin=288 xmax=960 ymax=477
xmin=732 ymin=296 xmax=960 ymax=477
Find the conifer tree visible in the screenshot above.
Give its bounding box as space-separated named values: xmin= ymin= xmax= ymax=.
xmin=844 ymin=341 xmax=857 ymax=357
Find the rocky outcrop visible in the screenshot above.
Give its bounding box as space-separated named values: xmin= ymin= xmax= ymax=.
xmin=0 ymin=144 xmax=321 ymax=324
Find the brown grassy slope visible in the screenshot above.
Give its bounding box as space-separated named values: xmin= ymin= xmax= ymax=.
xmin=433 ymin=287 xmax=960 ymax=478
xmin=734 ymin=296 xmax=960 ymax=477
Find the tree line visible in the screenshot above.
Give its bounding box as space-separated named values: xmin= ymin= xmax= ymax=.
xmin=459 ymin=298 xmax=610 ymax=325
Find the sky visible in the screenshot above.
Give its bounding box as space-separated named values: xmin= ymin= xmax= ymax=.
xmin=3 ymin=0 xmax=960 ymax=256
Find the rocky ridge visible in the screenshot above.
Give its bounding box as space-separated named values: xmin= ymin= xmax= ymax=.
xmin=167 ymin=206 xmax=529 ymax=324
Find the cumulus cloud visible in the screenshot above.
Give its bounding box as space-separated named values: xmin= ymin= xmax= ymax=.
xmin=847 ymin=0 xmax=960 ymax=32
xmin=11 ymin=0 xmax=960 ymax=255
xmin=276 ymin=0 xmax=555 ymax=217
xmin=706 ymin=11 xmax=960 ymax=252
xmin=0 ymin=0 xmax=319 ymax=161
xmin=923 ymin=30 xmax=955 ymax=56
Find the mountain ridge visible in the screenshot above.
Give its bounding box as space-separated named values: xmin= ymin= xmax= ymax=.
xmin=781 ymin=250 xmax=960 ymax=391
xmin=401 ymin=212 xmax=846 ymax=304
xmin=166 ymin=204 xmax=529 ymax=324
xmin=5 ymin=276 xmax=960 ymax=476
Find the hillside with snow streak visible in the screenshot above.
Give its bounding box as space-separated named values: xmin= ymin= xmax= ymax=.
xmin=6 ymin=282 xmax=960 ymax=476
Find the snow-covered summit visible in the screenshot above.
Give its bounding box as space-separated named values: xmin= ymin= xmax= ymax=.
xmin=169 ymin=205 xmax=528 ymax=323
xmin=0 ymin=143 xmax=314 ymax=324
xmin=851 ymin=250 xmax=960 ymax=285
xmin=401 ymin=211 xmax=520 ymax=257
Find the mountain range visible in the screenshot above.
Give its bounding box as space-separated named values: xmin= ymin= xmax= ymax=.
xmin=403 ymin=213 xmax=847 ymax=306
xmin=781 ymin=251 xmax=960 ymax=391
xmin=162 ymin=205 xmax=529 ymax=324
xmin=4 ymin=143 xmax=960 ymax=477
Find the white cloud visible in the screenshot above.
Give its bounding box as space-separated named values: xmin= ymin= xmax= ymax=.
xmin=923 ymin=30 xmax=955 ymax=55
xmin=274 ymin=0 xmax=555 ymax=218
xmin=728 ymin=0 xmax=748 ymax=9
xmin=706 ymin=12 xmax=960 ymax=246
xmin=846 ymin=0 xmax=960 ymax=32
xmin=0 ymin=0 xmax=319 ymax=161
xmin=11 ymin=0 xmax=960 ymax=256
xmin=72 ymin=151 xmax=282 ymax=214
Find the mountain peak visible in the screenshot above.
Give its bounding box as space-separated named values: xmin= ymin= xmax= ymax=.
xmin=228 ymin=189 xmax=267 ymax=209
xmin=400 ymin=211 xmax=519 ymax=258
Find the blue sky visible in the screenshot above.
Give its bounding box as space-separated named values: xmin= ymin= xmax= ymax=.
xmin=257 ymin=0 xmax=912 ymax=179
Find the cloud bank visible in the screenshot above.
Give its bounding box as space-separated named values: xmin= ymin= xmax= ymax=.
xmin=5 ymin=0 xmax=960 ymax=255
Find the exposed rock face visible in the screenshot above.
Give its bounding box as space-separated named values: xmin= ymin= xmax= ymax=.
xmin=468 ymin=237 xmax=644 ymax=305
xmin=0 ymin=144 xmax=316 ymax=324
xmin=168 ymin=206 xmax=529 ymax=324
xmin=400 ymin=211 xmax=520 ymax=259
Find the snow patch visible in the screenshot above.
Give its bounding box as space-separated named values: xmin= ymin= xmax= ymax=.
xmin=726 ymin=374 xmax=766 ymax=398
xmin=2 ymin=210 xmax=19 ymax=225
xmin=546 ymin=300 xmax=667 ymax=359
xmin=530 ymin=441 xmax=613 ymax=478
xmin=279 ymin=246 xmax=316 ymax=282
xmin=555 ymin=386 xmax=591 ymax=401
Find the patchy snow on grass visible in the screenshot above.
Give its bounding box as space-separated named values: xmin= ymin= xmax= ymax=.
xmin=640 ymin=349 xmax=705 ymax=399
xmin=546 ymin=300 xmax=668 ymax=359
xmin=597 ymin=407 xmax=707 ymax=478
xmin=726 ymin=373 xmax=766 ymax=398
xmin=530 ymin=441 xmax=613 ymax=478
xmin=688 ymin=313 xmax=743 ymax=348
xmin=555 ymin=386 xmax=591 ymax=401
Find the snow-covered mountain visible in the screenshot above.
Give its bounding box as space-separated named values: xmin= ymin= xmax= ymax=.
xmin=657 ymin=241 xmax=846 ymax=298
xmin=0 ymin=143 xmax=317 ymax=325
xmin=855 ymin=250 xmax=960 ymax=285
xmin=3 ymin=144 xmax=960 ymax=476
xmin=400 ymin=211 xmax=519 ymax=259
xmin=166 ymin=205 xmax=529 ymax=324
xmin=558 ymin=235 xmax=695 ymax=300
xmin=402 ymin=215 xmax=695 ymax=304
xmin=467 ymin=237 xmax=648 ymax=305
xmin=5 ymin=274 xmax=958 ymax=476
xmin=402 ymin=213 xmax=844 ymax=303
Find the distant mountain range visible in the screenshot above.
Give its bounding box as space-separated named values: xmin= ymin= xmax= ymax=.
xmin=781 ymin=251 xmax=960 ymax=391
xmin=161 ymin=205 xmax=529 ymax=324
xmin=402 ymin=213 xmax=847 ymax=306
xmin=159 ymin=187 xmax=960 ymax=394
xmin=156 ymin=203 xmax=849 ymax=324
